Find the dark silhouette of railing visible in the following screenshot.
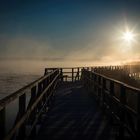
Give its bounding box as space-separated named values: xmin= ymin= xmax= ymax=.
xmin=0 ymin=69 xmax=60 ymax=140
xmin=44 ymin=67 xmax=93 ymax=82
xmin=82 ymin=68 xmax=140 ymax=139
xmin=0 ymin=67 xmax=90 ymax=140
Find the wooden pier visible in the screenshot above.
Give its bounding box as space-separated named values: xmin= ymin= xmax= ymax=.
xmin=0 ymin=67 xmax=140 ymax=140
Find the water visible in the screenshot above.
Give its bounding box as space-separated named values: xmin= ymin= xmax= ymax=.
xmin=0 ymin=73 xmax=40 ymax=99
xmin=0 ymin=59 xmax=91 ymax=99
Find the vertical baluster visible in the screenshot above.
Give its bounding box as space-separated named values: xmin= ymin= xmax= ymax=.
xmin=137 ymin=91 xmax=140 ymax=139
xmin=109 ymin=81 xmax=115 ymax=123
xmin=119 ymin=85 xmax=126 ymax=139
xmin=30 ymin=86 xmax=37 ymax=138
xmin=72 ymin=68 xmax=74 ymax=82
xmin=77 ymin=67 xmax=80 ymax=81
xmin=98 ymin=76 xmax=101 ymax=102
xmin=110 ymin=81 xmax=114 ymax=95
xmin=102 ymin=78 xmax=106 ymax=108
xmin=60 ymin=68 xmax=63 ymax=82
xmin=93 ymin=73 xmax=96 ymax=94
xmin=110 ymin=81 xmax=114 ymax=104
xmin=0 ymin=107 xmax=5 ymax=139
xmin=44 ymin=68 xmax=47 ymax=75
xmin=18 ymin=94 xmax=26 ymax=139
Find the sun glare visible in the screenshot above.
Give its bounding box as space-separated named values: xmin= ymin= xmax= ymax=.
xmin=122 ymin=31 xmax=134 ymax=43
xmin=119 ymin=24 xmax=137 ymax=46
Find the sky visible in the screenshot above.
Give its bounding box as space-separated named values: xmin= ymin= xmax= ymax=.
xmin=0 ymin=0 xmax=140 ymax=69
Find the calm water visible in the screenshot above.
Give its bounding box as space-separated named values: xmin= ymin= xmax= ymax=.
xmin=0 ymin=73 xmax=40 ymax=99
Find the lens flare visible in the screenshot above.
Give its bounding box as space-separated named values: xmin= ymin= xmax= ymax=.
xmin=122 ymin=31 xmax=134 ymax=43
xmin=119 ymin=25 xmax=137 ymax=46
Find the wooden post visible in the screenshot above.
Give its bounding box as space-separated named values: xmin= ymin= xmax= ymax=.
xmin=72 ymin=68 xmax=74 ymax=82
xmin=44 ymin=68 xmax=47 ymax=75
xmin=109 ymin=81 xmax=115 ymax=123
xmin=93 ymin=73 xmax=96 ymax=94
xmin=102 ymin=78 xmax=106 ymax=108
xmin=60 ymin=68 xmax=63 ymax=82
xmin=0 ymin=107 xmax=5 ymax=139
xmin=77 ymin=68 xmax=80 ymax=81
xmin=119 ymin=85 xmax=126 ymax=139
xmin=30 ymin=86 xmax=37 ymax=138
xmin=137 ymin=91 xmax=140 ymax=139
xmin=18 ymin=94 xmax=26 ymax=139
xmin=98 ymin=76 xmax=101 ymax=101
xmin=110 ymin=81 xmax=114 ymax=96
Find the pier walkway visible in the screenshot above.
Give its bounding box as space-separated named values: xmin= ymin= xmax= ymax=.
xmin=35 ymin=83 xmax=115 ymax=140
xmin=0 ymin=67 xmax=140 ymax=140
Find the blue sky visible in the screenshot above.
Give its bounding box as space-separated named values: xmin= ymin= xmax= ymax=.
xmin=0 ymin=0 xmax=140 ymax=63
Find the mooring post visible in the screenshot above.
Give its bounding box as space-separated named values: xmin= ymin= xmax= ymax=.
xmin=0 ymin=107 xmax=5 ymax=139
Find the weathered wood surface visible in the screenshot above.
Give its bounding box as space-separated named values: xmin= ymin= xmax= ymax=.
xmin=82 ymin=69 xmax=140 ymax=139
xmin=35 ymin=83 xmax=116 ymax=140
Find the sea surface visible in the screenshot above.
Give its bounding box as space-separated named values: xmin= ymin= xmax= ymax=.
xmin=0 ymin=59 xmax=91 ymax=100
xmin=0 ymin=73 xmax=41 ymax=99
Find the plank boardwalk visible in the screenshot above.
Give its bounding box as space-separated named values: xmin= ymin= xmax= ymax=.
xmin=35 ymin=83 xmax=116 ymax=140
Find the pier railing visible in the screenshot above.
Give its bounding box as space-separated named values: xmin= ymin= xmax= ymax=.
xmin=82 ymin=69 xmax=140 ymax=139
xmin=45 ymin=67 xmax=93 ymax=82
xmin=0 ymin=67 xmax=94 ymax=140
xmin=0 ymin=69 xmax=60 ymax=140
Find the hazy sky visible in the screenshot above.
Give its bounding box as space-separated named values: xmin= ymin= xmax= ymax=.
xmin=0 ymin=0 xmax=140 ymax=64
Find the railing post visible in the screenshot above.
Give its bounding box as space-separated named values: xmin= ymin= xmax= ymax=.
xmin=60 ymin=68 xmax=63 ymax=82
xmin=0 ymin=107 xmax=5 ymax=139
xmin=30 ymin=86 xmax=37 ymax=138
xmin=102 ymin=78 xmax=106 ymax=108
xmin=77 ymin=68 xmax=80 ymax=81
xmin=110 ymin=81 xmax=114 ymax=96
xmin=110 ymin=81 xmax=114 ymax=110
xmin=44 ymin=68 xmax=47 ymax=75
xmin=97 ymin=76 xmax=101 ymax=101
xmin=109 ymin=81 xmax=114 ymax=122
xmin=119 ymin=85 xmax=126 ymax=139
xmin=137 ymin=91 xmax=140 ymax=139
xmin=18 ymin=94 xmax=26 ymax=139
xmin=72 ymin=68 xmax=74 ymax=82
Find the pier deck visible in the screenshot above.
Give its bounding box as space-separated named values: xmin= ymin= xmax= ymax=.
xmin=0 ymin=67 xmax=140 ymax=140
xmin=35 ymin=82 xmax=115 ymax=140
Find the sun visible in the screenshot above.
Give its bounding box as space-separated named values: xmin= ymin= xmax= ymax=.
xmin=119 ymin=24 xmax=137 ymax=46
xmin=122 ymin=31 xmax=135 ymax=43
